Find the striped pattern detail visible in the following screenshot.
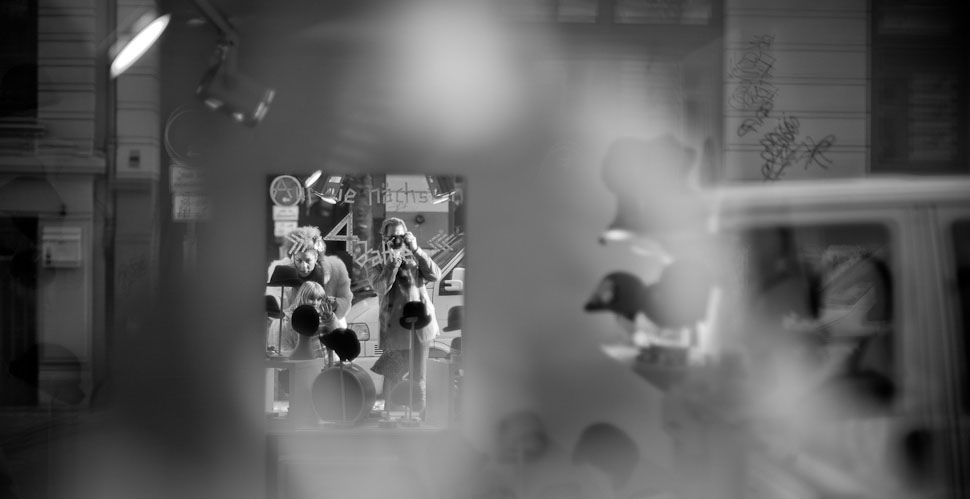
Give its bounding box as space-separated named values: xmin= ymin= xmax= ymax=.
xmin=723 ymin=0 xmax=869 ymax=181
xmin=36 ymin=0 xmax=96 ymax=157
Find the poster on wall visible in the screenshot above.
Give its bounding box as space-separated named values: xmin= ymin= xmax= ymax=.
xmin=263 ymin=172 xmax=466 ymax=429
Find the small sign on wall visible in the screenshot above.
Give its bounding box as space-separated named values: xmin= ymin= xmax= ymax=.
xmin=272 ymin=206 xmax=299 ymax=221
xmin=173 ymin=193 xmax=211 ymax=221
xmin=274 ymin=221 xmax=298 ymax=237
xmin=170 ymin=164 xmax=206 ymax=192
xmin=42 ymin=226 xmax=82 ymax=268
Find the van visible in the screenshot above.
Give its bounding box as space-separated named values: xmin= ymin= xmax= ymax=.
xmin=706 ymin=176 xmax=969 ymax=498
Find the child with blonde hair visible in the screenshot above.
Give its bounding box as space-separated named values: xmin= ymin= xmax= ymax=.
xmin=268 ymin=281 xmax=339 ymax=358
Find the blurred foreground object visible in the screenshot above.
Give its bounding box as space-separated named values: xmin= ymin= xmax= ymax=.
xmin=599 ymin=135 xmax=708 ymax=256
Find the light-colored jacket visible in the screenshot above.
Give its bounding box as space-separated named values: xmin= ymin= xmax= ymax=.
xmin=367 ymin=247 xmax=441 ymax=351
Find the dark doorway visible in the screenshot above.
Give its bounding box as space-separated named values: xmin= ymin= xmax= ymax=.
xmin=0 ymin=216 xmax=39 ymax=406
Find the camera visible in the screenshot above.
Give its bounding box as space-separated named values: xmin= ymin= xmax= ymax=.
xmin=387 ymin=235 xmax=406 ymax=249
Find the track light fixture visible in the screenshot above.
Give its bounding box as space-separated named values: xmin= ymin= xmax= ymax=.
xmin=195 ymin=42 xmax=275 ymax=127
xmin=425 ymin=175 xmax=456 ymax=204
xmin=108 ymin=0 xmax=274 ymax=126
xmin=305 ymin=170 xmax=343 ymax=204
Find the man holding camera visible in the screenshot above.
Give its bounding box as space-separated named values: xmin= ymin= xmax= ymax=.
xmin=367 ymin=217 xmax=442 ymax=414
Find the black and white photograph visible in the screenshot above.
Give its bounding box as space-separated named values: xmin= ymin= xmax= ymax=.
xmin=1 ymin=0 xmax=968 ymax=498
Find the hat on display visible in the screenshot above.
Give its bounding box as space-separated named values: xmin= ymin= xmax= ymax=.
xmin=442 ymin=305 xmax=463 ymax=332
xmin=321 ymin=328 xmax=361 ymax=362
xmin=584 ymin=272 xmax=645 ymax=322
xmin=400 ymin=301 xmax=432 ymax=329
xmin=268 ymin=265 xmax=302 ymax=287
xmin=290 ymin=304 xmax=320 ymax=336
xmin=265 ymin=295 xmax=282 ymax=319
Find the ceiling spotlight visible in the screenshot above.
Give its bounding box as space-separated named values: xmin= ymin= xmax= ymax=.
xmin=196 ymin=42 xmax=275 ymax=127
xmin=425 ymin=175 xmax=456 ymax=204
xmin=305 ymin=170 xmax=323 ymax=189
xmin=305 ymin=171 xmax=343 ymax=204
xmin=106 ymin=0 xmax=275 ymax=126
xmin=109 ymin=12 xmax=171 ymax=78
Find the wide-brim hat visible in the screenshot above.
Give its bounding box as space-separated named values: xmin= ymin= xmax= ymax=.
xmin=399 ymin=301 xmax=432 ymax=329
xmin=268 ymin=265 xmax=303 ymax=287
xmin=321 ymin=328 xmax=361 ymax=362
xmin=584 ymin=272 xmax=644 ymax=323
xmin=442 ymin=305 xmax=463 ymax=332
xmin=291 ymin=304 xmax=320 ymax=336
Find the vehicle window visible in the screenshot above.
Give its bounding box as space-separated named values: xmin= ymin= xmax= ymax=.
xmin=951 ymin=219 xmax=970 ymax=415
xmin=439 ymin=264 xmax=464 ymax=297
xmin=733 ymin=222 xmax=895 ymax=415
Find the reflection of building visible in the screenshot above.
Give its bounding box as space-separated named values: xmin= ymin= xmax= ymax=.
xmin=0 ymin=0 xmax=160 ymax=412
xmin=1 ymin=0 xmax=964 ymax=414
xmin=1 ymin=0 xmax=968 ymax=497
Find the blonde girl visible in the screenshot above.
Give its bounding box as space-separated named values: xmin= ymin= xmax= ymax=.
xmin=268 ymin=281 xmax=337 ymax=357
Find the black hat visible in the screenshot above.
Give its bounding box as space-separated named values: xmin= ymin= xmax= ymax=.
xmin=584 ymin=272 xmax=645 ymax=322
xmin=442 ymin=306 xmax=463 ymax=332
xmin=291 ymin=304 xmax=320 ymax=336
xmin=399 ymin=301 xmax=432 ymax=329
xmin=265 ymin=295 xmax=282 ymax=319
xmin=268 ymin=265 xmax=303 ymax=287
xmin=320 ymin=328 xmax=361 ymax=362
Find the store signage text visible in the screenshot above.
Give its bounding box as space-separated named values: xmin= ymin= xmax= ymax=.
xmin=323 ymin=184 xmax=463 ymax=206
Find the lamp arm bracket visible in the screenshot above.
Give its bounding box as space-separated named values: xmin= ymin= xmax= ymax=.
xmin=192 ymin=0 xmax=239 ymax=45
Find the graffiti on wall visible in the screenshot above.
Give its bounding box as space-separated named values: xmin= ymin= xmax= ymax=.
xmin=729 ymin=34 xmax=777 ymax=136
xmin=352 ymin=231 xmax=464 ymax=269
xmin=759 ymin=116 xmax=836 ymax=181
xmin=729 ymin=34 xmax=839 ymax=181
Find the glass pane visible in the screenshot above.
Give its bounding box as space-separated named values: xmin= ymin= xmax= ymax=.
xmin=951 ymin=219 xmax=970 ymax=416
xmin=264 ymin=173 xmax=465 ymax=429
xmin=732 ymin=223 xmax=895 ymax=416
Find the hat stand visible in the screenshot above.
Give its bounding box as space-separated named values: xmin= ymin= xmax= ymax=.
xmin=288 ymin=305 xmax=320 ymax=361
xmin=398 ymin=320 xmax=421 ymax=428
xmin=268 ymin=266 xmax=302 ymax=354
xmin=274 ymin=285 xmax=284 ymax=353
xmin=265 ymin=296 xmax=282 ymax=356
xmin=378 ymin=301 xmax=430 ymax=429
xmin=377 ymin=371 xmax=399 ymax=428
